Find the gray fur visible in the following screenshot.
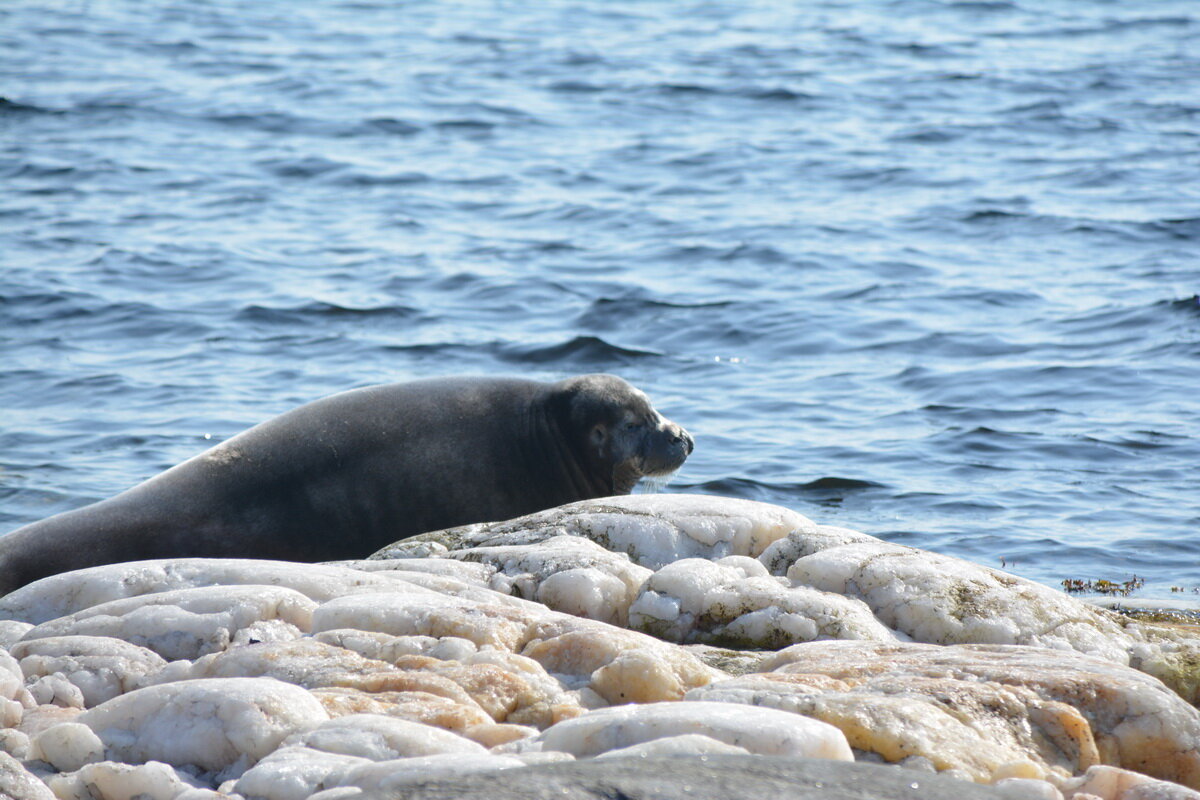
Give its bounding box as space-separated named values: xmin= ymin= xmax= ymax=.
xmin=0 ymin=374 xmax=692 ymax=595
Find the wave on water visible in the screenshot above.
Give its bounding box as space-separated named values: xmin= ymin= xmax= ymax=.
xmin=2 ymin=0 xmax=1199 ymax=604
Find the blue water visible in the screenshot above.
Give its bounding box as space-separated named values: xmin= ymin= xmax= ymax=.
xmin=2 ymin=0 xmax=1198 ymax=606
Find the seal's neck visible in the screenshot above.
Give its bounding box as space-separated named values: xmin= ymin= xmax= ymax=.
xmin=528 ymin=397 xmax=613 ymax=502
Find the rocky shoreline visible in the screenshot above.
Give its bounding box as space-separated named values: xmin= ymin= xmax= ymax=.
xmin=1 ymin=494 xmax=1198 ymax=799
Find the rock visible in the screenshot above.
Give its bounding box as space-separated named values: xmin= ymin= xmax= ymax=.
xmin=992 ymin=777 xmax=1064 ymax=800
xmin=0 ymin=559 xmax=419 ymax=625
xmin=517 ymin=700 xmax=853 ymax=761
xmin=591 ymin=733 xmax=750 ymax=759
xmin=312 ymin=593 xmax=534 ymax=651
xmin=311 ymin=630 xmax=478 ymax=663
xmin=628 ymin=556 xmax=896 ymax=647
xmin=784 ymin=541 xmax=1134 ymax=662
xmin=284 ymin=714 xmax=485 ymax=760
xmin=393 ymin=655 xmax=583 ymax=727
xmin=694 ymin=640 xmax=1200 ymax=788
xmin=1057 ymin=765 xmax=1200 ymax=800
xmin=330 ymin=558 xmax=497 ymax=587
xmin=310 ymin=687 xmax=494 ymax=734
xmin=234 ymin=746 xmax=373 ymax=800
xmin=372 ymin=494 xmax=807 ymax=569
xmin=18 ymin=586 xmax=316 ymax=661
xmin=30 ymin=721 xmax=105 ymax=771
xmin=26 ymin=672 xmax=86 ymax=709
xmin=46 ymin=759 xmax=206 ymax=800
xmin=0 ymin=728 xmax=30 ymax=760
xmin=439 ymin=536 xmax=652 ymax=626
xmin=340 ymin=754 xmax=1011 ymax=799
xmin=323 ymin=753 xmax=526 ymax=795
xmin=76 ymin=677 xmax=329 ymax=774
xmin=522 ymin=623 xmax=721 ymax=704
xmin=2 ymin=494 xmax=1199 ymax=800
xmin=12 ymin=635 xmax=168 ymax=706
xmin=0 ymin=750 xmax=56 ymax=800
xmin=176 ymin=639 xmax=481 ymax=706
xmin=17 ymin=704 xmax=85 ymax=741
xmin=0 ymin=621 xmax=32 ymax=650
xmin=313 ymin=590 xmax=722 ymax=705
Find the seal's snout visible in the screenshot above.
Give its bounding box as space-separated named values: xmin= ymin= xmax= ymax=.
xmin=672 ymin=425 xmax=695 ymax=456
xmin=653 ymin=419 xmax=693 ymax=468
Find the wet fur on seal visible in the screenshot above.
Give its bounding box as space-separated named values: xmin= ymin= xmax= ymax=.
xmin=0 ymin=374 xmax=693 ymax=595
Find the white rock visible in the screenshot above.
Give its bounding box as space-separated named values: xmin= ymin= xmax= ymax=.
xmin=16 ymin=704 xmax=84 ymax=741
xmin=312 ymin=629 xmax=481 ymax=664
xmin=76 ymin=677 xmax=329 ymax=773
xmin=522 ymin=621 xmax=721 ymax=703
xmin=233 ymin=746 xmax=372 ymax=800
xmin=331 ymin=558 xmax=496 ymax=586
xmin=311 ymin=592 xmax=535 ymax=651
xmin=31 ymin=722 xmax=104 ymax=771
xmin=0 ymin=728 xmax=30 ymax=759
xmin=12 ymin=635 xmax=169 ymax=707
xmin=309 ymin=686 xmax=492 ymax=734
xmin=328 ymin=752 xmax=525 ymax=794
xmin=0 ymin=650 xmax=25 ymax=704
xmin=0 ymin=559 xmax=420 ymax=625
xmin=0 ymin=620 xmax=33 ymax=649
xmin=379 ymin=494 xmax=809 ymax=569
xmin=49 ymin=759 xmax=206 ymax=800
xmin=592 ymin=733 xmax=750 ymax=759
xmin=1057 ymin=765 xmax=1200 ymax=800
xmin=174 ymin=639 xmax=470 ymax=698
xmin=307 ymin=790 xmax=362 ymax=800
xmin=992 ymin=778 xmax=1064 ymax=800
xmin=750 ymin=641 xmax=1200 ymax=788
xmin=283 ymin=714 xmax=486 ymax=760
xmin=0 ymin=750 xmax=56 ymax=800
xmin=629 ymin=557 xmax=895 ymax=647
xmin=528 ymin=700 xmax=853 ymax=760
xmin=787 ymin=541 xmax=1133 ymax=662
xmin=757 ymin=524 xmax=877 ymax=575
xmin=175 ymin=790 xmax=235 ymax=800
xmin=505 ymin=750 xmax=575 ymax=766
xmin=439 ymin=536 xmax=652 ymax=626
xmin=26 ymin=673 xmax=86 ymax=709
xmin=19 ymin=585 xmax=316 ymax=661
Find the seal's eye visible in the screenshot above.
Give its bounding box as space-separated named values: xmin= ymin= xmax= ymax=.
xmin=624 ymin=422 xmax=641 ymax=431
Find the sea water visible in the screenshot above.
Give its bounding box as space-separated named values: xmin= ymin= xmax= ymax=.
xmin=2 ymin=0 xmax=1198 ymax=606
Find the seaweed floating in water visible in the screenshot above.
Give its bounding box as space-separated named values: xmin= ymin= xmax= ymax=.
xmin=1061 ymin=576 xmax=1145 ymax=596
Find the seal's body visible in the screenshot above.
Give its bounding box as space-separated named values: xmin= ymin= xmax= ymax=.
xmin=0 ymin=374 xmax=692 ymax=594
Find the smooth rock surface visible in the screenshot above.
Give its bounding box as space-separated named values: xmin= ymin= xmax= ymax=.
xmin=338 ymin=755 xmax=1011 ymax=799
xmin=76 ymin=677 xmax=329 ymax=773
xmin=372 ymin=494 xmax=809 ymax=569
xmin=0 ymin=560 xmax=415 ymax=625
xmin=733 ymin=641 xmax=1200 ymax=788
xmin=0 ymin=750 xmax=56 ymax=800
xmin=18 ymin=585 xmax=316 ymax=661
xmin=12 ymin=636 xmax=168 ymax=707
xmin=520 ymin=700 xmax=853 ymax=761
xmin=629 ymin=557 xmax=896 ymax=647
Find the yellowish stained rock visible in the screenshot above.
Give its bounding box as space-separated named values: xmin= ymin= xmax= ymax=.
xmin=744 ymin=641 xmax=1200 ymax=789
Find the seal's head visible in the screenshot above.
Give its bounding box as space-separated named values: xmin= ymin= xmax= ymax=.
xmin=550 ymin=374 xmax=694 ymax=495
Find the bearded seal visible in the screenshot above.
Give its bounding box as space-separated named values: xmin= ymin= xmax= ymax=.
xmin=0 ymin=374 xmax=693 ymax=594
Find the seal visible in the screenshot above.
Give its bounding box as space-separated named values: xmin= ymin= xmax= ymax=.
xmin=0 ymin=374 xmax=693 ymax=595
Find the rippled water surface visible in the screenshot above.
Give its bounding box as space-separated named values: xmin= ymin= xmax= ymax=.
xmin=3 ymin=0 xmax=1198 ymax=605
